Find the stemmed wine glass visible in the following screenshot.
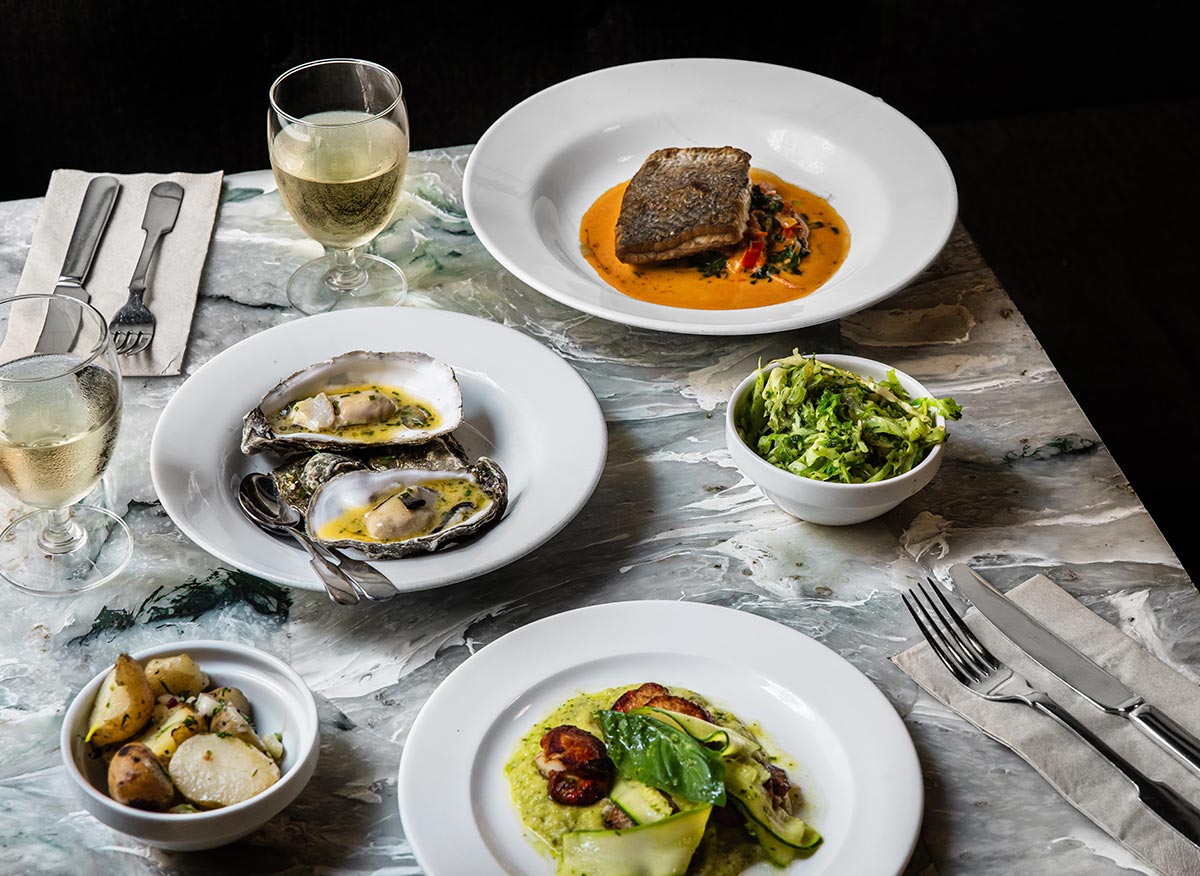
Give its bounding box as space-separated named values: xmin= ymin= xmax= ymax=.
xmin=268 ymin=58 xmax=411 ymax=314
xmin=0 ymin=294 xmax=132 ymax=595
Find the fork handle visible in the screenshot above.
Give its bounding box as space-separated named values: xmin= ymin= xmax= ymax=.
xmin=310 ymin=542 xmax=397 ymax=601
xmin=1031 ymin=692 xmax=1200 ymax=846
xmin=286 ymin=530 xmax=359 ymax=606
xmin=128 ymin=182 xmax=183 ymax=295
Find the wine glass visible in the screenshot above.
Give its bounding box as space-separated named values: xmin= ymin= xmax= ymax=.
xmin=0 ymin=294 xmax=132 ymax=595
xmin=268 ymin=58 xmax=411 ymax=314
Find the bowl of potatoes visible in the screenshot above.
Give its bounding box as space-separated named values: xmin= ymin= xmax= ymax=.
xmin=60 ymin=640 xmax=319 ymax=850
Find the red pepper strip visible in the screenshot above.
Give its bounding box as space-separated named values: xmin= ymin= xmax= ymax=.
xmin=741 ymin=239 xmax=765 ymax=272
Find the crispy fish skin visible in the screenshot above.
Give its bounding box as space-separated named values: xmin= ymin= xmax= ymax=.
xmin=614 ymin=146 xmax=751 ymax=264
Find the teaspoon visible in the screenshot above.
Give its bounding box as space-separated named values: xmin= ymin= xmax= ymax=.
xmin=237 ymin=473 xmax=397 ymax=603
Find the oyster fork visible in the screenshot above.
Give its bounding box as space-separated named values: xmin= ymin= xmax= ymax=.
xmin=904 ymin=577 xmax=1200 ymax=846
xmin=110 ymin=182 xmax=183 ymax=355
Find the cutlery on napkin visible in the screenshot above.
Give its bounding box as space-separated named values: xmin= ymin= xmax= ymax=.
xmin=894 ymin=574 xmax=1200 ymax=876
xmin=13 ymin=169 xmax=223 ymax=376
xmin=951 ymin=563 xmax=1200 ymax=779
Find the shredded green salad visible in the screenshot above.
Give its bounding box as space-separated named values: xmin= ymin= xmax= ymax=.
xmin=736 ymin=352 xmax=962 ymax=484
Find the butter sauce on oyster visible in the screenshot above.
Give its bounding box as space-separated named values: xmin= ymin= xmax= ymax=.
xmin=305 ymin=461 xmax=507 ymax=559
xmin=242 ymin=351 xmax=463 ymax=454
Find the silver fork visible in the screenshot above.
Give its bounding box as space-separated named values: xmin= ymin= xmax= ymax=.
xmin=904 ymin=577 xmax=1200 ymax=846
xmin=110 ymin=181 xmax=184 ymax=355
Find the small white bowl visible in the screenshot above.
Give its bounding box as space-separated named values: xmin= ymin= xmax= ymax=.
xmin=61 ymin=640 xmax=319 ymax=851
xmin=726 ymin=354 xmax=947 ymax=525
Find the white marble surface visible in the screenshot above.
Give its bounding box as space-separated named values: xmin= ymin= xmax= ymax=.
xmin=0 ymin=146 xmax=1195 ymax=875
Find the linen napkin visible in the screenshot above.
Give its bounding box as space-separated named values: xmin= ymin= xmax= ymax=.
xmin=893 ymin=575 xmax=1200 ymax=876
xmin=12 ymin=169 xmax=222 ymax=376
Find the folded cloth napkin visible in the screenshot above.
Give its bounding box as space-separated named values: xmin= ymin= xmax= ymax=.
xmin=13 ymin=169 xmax=222 ymax=376
xmin=893 ymin=575 xmax=1200 ymax=876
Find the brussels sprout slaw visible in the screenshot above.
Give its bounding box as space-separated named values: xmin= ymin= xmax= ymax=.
xmin=735 ymin=352 xmax=962 ymax=484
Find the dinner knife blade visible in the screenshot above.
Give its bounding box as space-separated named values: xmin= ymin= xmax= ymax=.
xmin=950 ymin=563 xmax=1200 ymax=779
xmin=949 ymin=564 xmax=1140 ymax=710
xmin=33 ymin=175 xmax=120 ymax=353
xmin=33 ymin=284 xmax=90 ymax=353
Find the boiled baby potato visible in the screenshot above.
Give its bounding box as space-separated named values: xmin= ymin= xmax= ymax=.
xmin=85 ymin=654 xmax=156 ymax=746
xmin=169 ymin=734 xmax=281 ymax=808
xmin=107 ymin=742 xmax=176 ymax=811
xmin=209 ymin=704 xmax=265 ymax=752
xmin=135 ymin=704 xmax=205 ymax=766
xmin=206 ymin=686 xmax=252 ymax=720
xmin=144 ymin=653 xmax=210 ymax=699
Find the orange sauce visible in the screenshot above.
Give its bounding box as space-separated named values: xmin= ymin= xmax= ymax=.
xmin=580 ymin=169 xmax=849 ymax=310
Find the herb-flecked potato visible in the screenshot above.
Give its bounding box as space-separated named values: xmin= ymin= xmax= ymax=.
xmin=169 ymin=734 xmax=280 ymax=808
xmin=134 ymin=704 xmax=206 ymax=766
xmin=85 ymin=654 xmax=156 ymax=746
xmin=209 ymin=704 xmax=265 ymax=752
xmin=144 ymin=654 xmax=210 ymax=699
xmin=206 ymin=686 xmax=252 ymax=720
xmin=107 ymin=742 xmax=176 ymax=810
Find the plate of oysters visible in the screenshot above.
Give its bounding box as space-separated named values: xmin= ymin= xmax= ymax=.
xmin=150 ymin=308 xmax=607 ymax=594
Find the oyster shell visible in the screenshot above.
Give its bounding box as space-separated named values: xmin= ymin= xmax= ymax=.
xmin=242 ymin=351 xmax=463 ymax=455
xmin=270 ymin=435 xmax=471 ymax=516
xmin=305 ymin=458 xmax=507 ymax=558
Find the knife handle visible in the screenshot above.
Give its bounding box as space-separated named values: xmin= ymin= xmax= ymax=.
xmin=1130 ymin=704 xmax=1200 ymax=780
xmin=60 ymin=176 xmax=120 ymax=284
xmin=1031 ymin=693 xmax=1200 ymax=846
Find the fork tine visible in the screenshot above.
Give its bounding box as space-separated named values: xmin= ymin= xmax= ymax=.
xmin=916 ymin=579 xmax=991 ymax=679
xmin=912 ymin=580 xmax=988 ymax=676
xmin=902 ymin=592 xmax=972 ymax=685
xmin=927 ymin=576 xmax=1001 ymax=669
xmin=905 ymin=589 xmax=981 ymax=682
xmin=131 ymin=331 xmax=152 ymax=354
xmin=112 ymin=332 xmax=128 ymax=354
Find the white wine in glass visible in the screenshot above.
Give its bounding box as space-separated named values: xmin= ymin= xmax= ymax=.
xmin=0 ymin=294 xmax=132 ymax=595
xmin=268 ymin=59 xmax=411 ymax=313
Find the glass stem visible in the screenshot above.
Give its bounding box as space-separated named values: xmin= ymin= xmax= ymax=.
xmin=323 ymin=248 xmax=369 ymax=294
xmin=38 ymin=507 xmax=87 ymax=555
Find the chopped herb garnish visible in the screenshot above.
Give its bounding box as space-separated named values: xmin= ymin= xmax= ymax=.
xmin=699 ymin=255 xmax=727 ymax=278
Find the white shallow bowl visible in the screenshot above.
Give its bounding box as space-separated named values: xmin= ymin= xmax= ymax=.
xmin=398 ymin=600 xmax=923 ymax=875
xmin=149 ymin=307 xmax=606 ymax=595
xmin=61 ymin=640 xmax=319 ymax=851
xmin=464 ymin=58 xmax=957 ymax=335
xmin=726 ymin=354 xmax=946 ymax=525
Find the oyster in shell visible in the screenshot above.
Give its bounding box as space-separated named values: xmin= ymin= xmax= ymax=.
xmin=270 ymin=435 xmax=472 ymax=516
xmin=242 ymin=351 xmax=463 ymax=455
xmin=305 ymin=459 xmax=507 ymax=558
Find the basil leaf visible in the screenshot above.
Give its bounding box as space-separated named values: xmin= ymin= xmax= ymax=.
xmin=596 ymin=710 xmax=726 ymax=806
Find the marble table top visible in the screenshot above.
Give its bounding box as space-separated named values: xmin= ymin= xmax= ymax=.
xmin=0 ymin=145 xmax=1195 ymax=876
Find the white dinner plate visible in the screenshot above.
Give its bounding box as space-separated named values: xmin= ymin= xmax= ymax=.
xmin=398 ymin=600 xmax=923 ymax=875
xmin=464 ymin=58 xmax=957 ymax=335
xmin=150 ymin=308 xmax=606 ymax=594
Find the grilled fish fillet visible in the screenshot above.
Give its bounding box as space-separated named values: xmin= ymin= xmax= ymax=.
xmin=614 ymin=146 xmax=751 ymax=264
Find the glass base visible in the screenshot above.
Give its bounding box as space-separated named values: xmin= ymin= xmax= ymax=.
xmin=286 ymin=253 xmax=409 ymax=314
xmin=0 ymin=505 xmax=132 ymax=596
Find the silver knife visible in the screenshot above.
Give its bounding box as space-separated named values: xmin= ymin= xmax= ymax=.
xmin=950 ymin=563 xmax=1200 ymax=779
xmin=34 ymin=175 xmax=121 ymax=352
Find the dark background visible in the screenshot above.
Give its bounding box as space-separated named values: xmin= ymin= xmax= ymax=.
xmin=3 ymin=2 xmax=1196 ymax=581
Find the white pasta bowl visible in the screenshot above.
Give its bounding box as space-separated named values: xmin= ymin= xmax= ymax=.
xmin=726 ymin=354 xmax=947 ymax=525
xmin=60 ymin=640 xmax=319 ymax=851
